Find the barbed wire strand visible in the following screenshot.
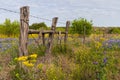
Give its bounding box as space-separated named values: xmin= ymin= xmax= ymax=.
xmin=0 ymin=7 xmax=66 ymax=25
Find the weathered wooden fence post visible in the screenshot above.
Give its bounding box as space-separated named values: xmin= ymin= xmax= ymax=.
xmin=42 ymin=33 xmax=45 ymax=45
xmin=64 ymin=21 xmax=70 ymax=44
xmin=64 ymin=21 xmax=70 ymax=52
xmin=58 ymin=31 xmax=61 ymax=44
xmin=19 ymin=6 xmax=29 ymax=56
xmin=46 ymin=17 xmax=58 ymax=54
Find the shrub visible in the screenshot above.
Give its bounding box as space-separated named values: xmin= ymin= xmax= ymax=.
xmin=29 ymin=22 xmax=47 ymax=30
xmin=71 ymin=18 xmax=93 ymax=36
xmin=108 ymin=27 xmax=120 ymax=34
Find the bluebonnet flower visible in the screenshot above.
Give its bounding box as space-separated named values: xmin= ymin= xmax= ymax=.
xmin=102 ymin=39 xmax=120 ymax=49
xmin=103 ymin=57 xmax=107 ymax=64
xmin=0 ymin=44 xmax=2 ymax=48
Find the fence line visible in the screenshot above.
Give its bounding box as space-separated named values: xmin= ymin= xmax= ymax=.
xmin=18 ymin=6 xmax=70 ymax=56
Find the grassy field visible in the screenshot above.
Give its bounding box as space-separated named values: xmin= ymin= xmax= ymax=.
xmin=0 ymin=34 xmax=120 ymax=80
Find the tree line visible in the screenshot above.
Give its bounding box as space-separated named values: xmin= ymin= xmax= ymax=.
xmin=0 ymin=19 xmax=48 ymax=37
xmin=0 ymin=18 xmax=119 ymax=37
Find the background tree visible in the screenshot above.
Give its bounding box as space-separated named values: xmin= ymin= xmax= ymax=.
xmin=0 ymin=19 xmax=20 ymax=37
xmin=71 ymin=18 xmax=93 ymax=36
xmin=3 ymin=19 xmax=12 ymax=37
xmin=108 ymin=27 xmax=120 ymax=34
xmin=29 ymin=22 xmax=47 ymax=30
xmin=11 ymin=20 xmax=20 ymax=36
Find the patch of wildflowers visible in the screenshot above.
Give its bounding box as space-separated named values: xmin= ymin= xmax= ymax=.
xmin=103 ymin=39 xmax=120 ymax=49
xmin=17 ymin=56 xmax=28 ymax=61
xmin=15 ymin=53 xmax=37 ymax=68
xmin=95 ymin=41 xmax=102 ymax=49
xmin=103 ymin=58 xmax=107 ymax=64
xmin=29 ymin=54 xmax=37 ymax=59
xmin=22 ymin=61 xmax=34 ymax=67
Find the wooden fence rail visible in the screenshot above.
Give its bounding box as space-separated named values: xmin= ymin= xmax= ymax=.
xmin=19 ymin=6 xmax=70 ymax=56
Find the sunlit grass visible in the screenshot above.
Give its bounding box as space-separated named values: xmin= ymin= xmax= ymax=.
xmin=1 ymin=33 xmax=120 ymax=80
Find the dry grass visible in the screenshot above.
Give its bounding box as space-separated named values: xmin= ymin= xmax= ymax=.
xmin=0 ymin=53 xmax=15 ymax=80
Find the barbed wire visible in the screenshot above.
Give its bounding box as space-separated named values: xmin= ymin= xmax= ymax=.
xmin=0 ymin=7 xmax=66 ymax=25
xmin=0 ymin=8 xmax=19 ymax=14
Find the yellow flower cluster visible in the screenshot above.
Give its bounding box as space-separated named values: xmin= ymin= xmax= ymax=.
xmin=15 ymin=54 xmax=37 ymax=68
xmin=15 ymin=56 xmax=28 ymax=61
xmin=95 ymin=41 xmax=102 ymax=49
xmin=100 ymin=37 xmax=105 ymax=42
xmin=29 ymin=54 xmax=37 ymax=59
xmin=23 ymin=61 xmax=34 ymax=67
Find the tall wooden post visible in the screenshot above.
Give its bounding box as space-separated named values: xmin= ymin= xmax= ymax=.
xmin=42 ymin=33 xmax=45 ymax=45
xmin=64 ymin=21 xmax=70 ymax=52
xmin=46 ymin=17 xmax=58 ymax=54
xmin=19 ymin=6 xmax=29 ymax=56
xmin=64 ymin=21 xmax=70 ymax=43
xmin=58 ymin=31 xmax=61 ymax=44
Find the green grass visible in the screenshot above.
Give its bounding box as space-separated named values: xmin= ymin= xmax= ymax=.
xmin=0 ymin=34 xmax=120 ymax=80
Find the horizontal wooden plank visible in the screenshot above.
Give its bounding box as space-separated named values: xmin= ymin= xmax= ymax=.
xmin=28 ymin=29 xmax=66 ymax=34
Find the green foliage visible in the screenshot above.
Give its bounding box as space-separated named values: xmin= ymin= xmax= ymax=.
xmin=72 ymin=46 xmax=96 ymax=80
xmin=10 ymin=65 xmax=28 ymax=80
xmin=46 ymin=64 xmax=65 ymax=80
xmin=11 ymin=20 xmax=20 ymax=36
xmin=56 ymin=27 xmax=65 ymax=32
xmin=71 ymin=18 xmax=93 ymax=35
xmin=29 ymin=22 xmax=47 ymax=30
xmin=28 ymin=44 xmax=46 ymax=56
xmin=1 ymin=33 xmax=119 ymax=80
xmin=52 ymin=44 xmax=72 ymax=56
xmin=108 ymin=27 xmax=120 ymax=34
xmin=0 ymin=19 xmax=20 ymax=37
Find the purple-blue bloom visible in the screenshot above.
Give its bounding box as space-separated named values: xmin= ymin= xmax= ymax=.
xmin=103 ymin=39 xmax=120 ymax=49
xmin=103 ymin=57 xmax=107 ymax=64
xmin=0 ymin=44 xmax=2 ymax=48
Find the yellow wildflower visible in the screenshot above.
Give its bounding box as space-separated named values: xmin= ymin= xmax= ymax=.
xmin=95 ymin=41 xmax=102 ymax=49
xmin=22 ymin=61 xmax=34 ymax=67
xmin=29 ymin=54 xmax=37 ymax=59
xmin=100 ymin=37 xmax=105 ymax=42
xmin=17 ymin=56 xmax=28 ymax=61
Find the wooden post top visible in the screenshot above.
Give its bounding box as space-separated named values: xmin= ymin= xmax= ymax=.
xmin=51 ymin=17 xmax=58 ymax=31
xmin=20 ymin=6 xmax=29 ymax=21
xmin=66 ymin=21 xmax=70 ymax=32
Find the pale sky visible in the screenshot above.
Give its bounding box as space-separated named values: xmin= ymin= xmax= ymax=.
xmin=0 ymin=0 xmax=120 ymax=27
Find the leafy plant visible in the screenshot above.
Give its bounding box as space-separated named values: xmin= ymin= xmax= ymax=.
xmin=71 ymin=18 xmax=93 ymax=36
